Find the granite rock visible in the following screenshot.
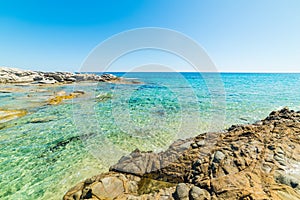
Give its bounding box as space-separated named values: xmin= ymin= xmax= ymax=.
xmin=64 ymin=107 xmax=300 ymax=200
xmin=0 ymin=66 xmax=120 ymax=84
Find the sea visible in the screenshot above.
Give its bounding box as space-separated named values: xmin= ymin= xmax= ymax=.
xmin=1 ymin=72 xmax=300 ymax=199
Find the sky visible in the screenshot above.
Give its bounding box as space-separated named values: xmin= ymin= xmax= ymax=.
xmin=0 ymin=0 xmax=300 ymax=72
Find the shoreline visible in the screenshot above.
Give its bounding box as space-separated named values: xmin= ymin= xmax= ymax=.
xmin=0 ymin=66 xmax=142 ymax=125
xmin=2 ymin=68 xmax=300 ymax=199
xmin=64 ymin=107 xmax=300 ymax=200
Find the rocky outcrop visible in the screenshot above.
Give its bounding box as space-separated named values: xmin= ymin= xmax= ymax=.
xmin=0 ymin=66 xmax=119 ymax=84
xmin=64 ymin=107 xmax=300 ymax=200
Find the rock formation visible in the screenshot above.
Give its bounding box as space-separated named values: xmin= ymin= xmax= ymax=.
xmin=0 ymin=66 xmax=119 ymax=84
xmin=64 ymin=107 xmax=300 ymax=200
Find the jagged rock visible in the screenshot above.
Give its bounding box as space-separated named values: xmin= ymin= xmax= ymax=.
xmin=0 ymin=67 xmax=37 ymax=83
xmin=0 ymin=67 xmax=123 ymax=84
xmin=110 ymin=138 xmax=194 ymax=179
xmin=64 ymin=107 xmax=300 ymax=200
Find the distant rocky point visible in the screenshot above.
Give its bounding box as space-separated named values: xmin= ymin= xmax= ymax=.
xmin=64 ymin=107 xmax=300 ymax=200
xmin=0 ymin=66 xmax=119 ymax=84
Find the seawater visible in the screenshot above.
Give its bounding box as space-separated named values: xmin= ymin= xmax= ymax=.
xmin=1 ymin=72 xmax=300 ymax=199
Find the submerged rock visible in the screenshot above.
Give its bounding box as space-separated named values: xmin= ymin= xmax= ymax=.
xmin=0 ymin=109 xmax=27 ymax=124
xmin=64 ymin=107 xmax=300 ymax=200
xmin=47 ymin=90 xmax=85 ymax=105
xmin=95 ymin=92 xmax=112 ymax=102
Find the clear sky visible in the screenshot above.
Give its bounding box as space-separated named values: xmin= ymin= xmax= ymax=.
xmin=0 ymin=0 xmax=300 ymax=72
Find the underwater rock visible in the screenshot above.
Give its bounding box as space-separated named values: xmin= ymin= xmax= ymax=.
xmin=47 ymin=90 xmax=85 ymax=105
xmin=29 ymin=116 xmax=57 ymax=123
xmin=0 ymin=108 xmax=27 ymax=124
xmin=95 ymin=92 xmax=112 ymax=102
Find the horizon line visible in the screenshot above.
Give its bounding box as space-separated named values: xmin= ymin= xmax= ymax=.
xmin=79 ymin=71 xmax=300 ymax=74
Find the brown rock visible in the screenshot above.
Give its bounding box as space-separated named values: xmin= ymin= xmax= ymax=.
xmin=64 ymin=107 xmax=300 ymax=200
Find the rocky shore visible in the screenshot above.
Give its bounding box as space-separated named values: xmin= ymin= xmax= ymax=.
xmin=0 ymin=67 xmax=142 ymax=126
xmin=0 ymin=66 xmax=119 ymax=84
xmin=64 ymin=107 xmax=300 ymax=200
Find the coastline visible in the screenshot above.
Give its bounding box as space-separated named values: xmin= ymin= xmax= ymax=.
xmin=0 ymin=66 xmax=120 ymax=84
xmin=64 ymin=107 xmax=300 ymax=200
xmin=2 ymin=67 xmax=300 ymax=199
xmin=0 ymin=66 xmax=140 ymax=124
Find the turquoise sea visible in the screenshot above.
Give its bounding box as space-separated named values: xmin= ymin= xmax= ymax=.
xmin=1 ymin=72 xmax=300 ymax=199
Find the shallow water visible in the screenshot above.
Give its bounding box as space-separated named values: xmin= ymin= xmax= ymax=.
xmin=1 ymin=72 xmax=300 ymax=199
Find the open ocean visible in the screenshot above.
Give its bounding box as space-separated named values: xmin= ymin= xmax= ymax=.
xmin=1 ymin=72 xmax=300 ymax=199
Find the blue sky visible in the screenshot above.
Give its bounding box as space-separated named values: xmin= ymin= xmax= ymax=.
xmin=0 ymin=0 xmax=300 ymax=72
